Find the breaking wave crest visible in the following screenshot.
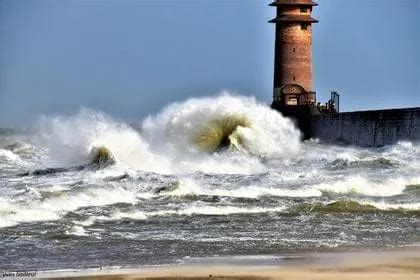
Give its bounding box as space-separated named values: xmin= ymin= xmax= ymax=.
xmin=0 ymin=149 xmax=22 ymax=163
xmin=293 ymin=200 xmax=420 ymax=214
xmin=193 ymin=115 xmax=251 ymax=152
xmin=31 ymin=94 xmax=301 ymax=174
xmin=34 ymin=109 xmax=162 ymax=171
xmin=142 ymin=94 xmax=301 ymax=158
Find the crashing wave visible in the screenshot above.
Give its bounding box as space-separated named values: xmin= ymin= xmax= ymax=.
xmin=0 ymin=149 xmax=21 ymax=162
xmin=294 ymin=200 xmax=379 ymax=213
xmin=142 ymin=94 xmax=301 ymax=158
xmin=33 ymin=108 xmax=165 ymax=172
xmin=89 ymin=146 xmax=115 ymax=166
xmin=28 ymin=94 xmax=300 ymax=174
xmin=18 ymin=146 xmax=115 ymax=177
xmin=3 ymin=142 xmax=36 ymax=157
xmin=292 ymin=200 xmax=420 ymax=215
xmin=193 ymin=115 xmax=250 ymax=152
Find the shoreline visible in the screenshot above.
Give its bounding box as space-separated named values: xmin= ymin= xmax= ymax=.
xmin=32 ymin=246 xmax=420 ymax=279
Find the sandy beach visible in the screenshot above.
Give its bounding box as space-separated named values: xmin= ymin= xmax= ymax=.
xmin=36 ymin=247 xmax=420 ymax=280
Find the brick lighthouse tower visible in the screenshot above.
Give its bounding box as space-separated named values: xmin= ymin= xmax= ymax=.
xmin=270 ymin=0 xmax=321 ymax=139
xmin=270 ymin=0 xmax=318 ymax=107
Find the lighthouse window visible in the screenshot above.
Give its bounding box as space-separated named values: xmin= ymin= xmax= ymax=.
xmin=301 ymin=24 xmax=308 ymax=30
xmin=300 ymin=7 xmax=308 ymax=13
xmin=287 ymin=98 xmax=298 ymax=106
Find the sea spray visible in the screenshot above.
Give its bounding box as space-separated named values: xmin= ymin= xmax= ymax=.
xmin=141 ymin=94 xmax=301 ymax=173
xmin=31 ymin=94 xmax=301 ymax=174
xmin=33 ymin=108 xmax=168 ymax=172
xmin=142 ymin=94 xmax=301 ymax=157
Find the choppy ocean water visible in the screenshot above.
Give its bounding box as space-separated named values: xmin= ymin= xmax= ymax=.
xmin=0 ymin=95 xmax=419 ymax=271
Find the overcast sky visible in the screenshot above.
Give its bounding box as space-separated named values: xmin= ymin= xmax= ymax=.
xmin=1 ymin=0 xmax=419 ymax=126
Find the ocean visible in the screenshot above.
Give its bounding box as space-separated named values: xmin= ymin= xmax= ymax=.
xmin=0 ymin=95 xmax=419 ymax=271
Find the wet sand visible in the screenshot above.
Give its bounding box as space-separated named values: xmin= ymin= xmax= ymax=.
xmin=36 ymin=246 xmax=420 ymax=280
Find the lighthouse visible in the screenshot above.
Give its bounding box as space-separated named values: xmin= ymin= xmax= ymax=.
xmin=270 ymin=0 xmax=318 ymax=107
xmin=268 ymin=1 xmax=419 ymax=146
xmin=270 ymin=0 xmax=322 ymax=139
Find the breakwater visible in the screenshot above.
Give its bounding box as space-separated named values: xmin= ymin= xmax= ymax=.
xmin=310 ymin=107 xmax=420 ymax=147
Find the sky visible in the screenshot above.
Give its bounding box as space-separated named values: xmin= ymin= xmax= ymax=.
xmin=1 ymin=0 xmax=419 ymax=126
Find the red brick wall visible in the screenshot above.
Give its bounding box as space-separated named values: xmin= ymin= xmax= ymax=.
xmin=273 ymin=9 xmax=314 ymax=93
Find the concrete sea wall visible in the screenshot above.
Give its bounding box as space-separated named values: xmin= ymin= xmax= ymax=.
xmin=310 ymin=108 xmax=420 ymax=147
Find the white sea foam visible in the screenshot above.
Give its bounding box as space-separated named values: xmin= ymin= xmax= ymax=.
xmin=40 ymin=185 xmax=138 ymax=212
xmin=366 ymin=201 xmax=420 ymax=211
xmin=312 ymin=176 xmax=420 ymax=197
xmin=71 ymin=210 xmax=148 ymax=227
xmin=161 ymin=178 xmax=322 ymax=198
xmin=0 ymin=198 xmax=60 ymax=228
xmin=65 ymin=225 xmax=89 ymax=236
xmin=34 ymin=108 xmax=169 ymax=172
xmin=70 ymin=203 xmax=287 ymax=227
xmin=0 ymin=149 xmax=22 ymax=163
xmin=0 ymin=185 xmax=140 ymax=228
xmin=73 ymin=217 xmax=97 ymax=227
xmin=108 ymin=210 xmax=147 ymax=220
xmin=150 ymin=204 xmax=287 ymax=217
